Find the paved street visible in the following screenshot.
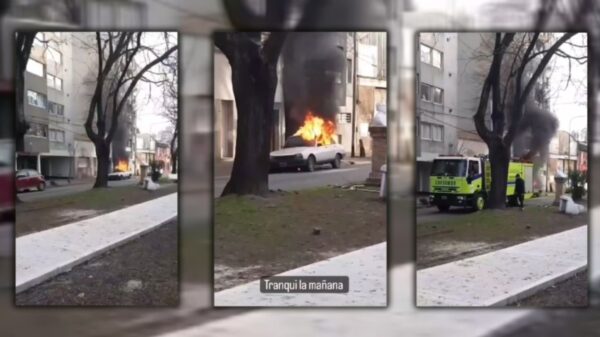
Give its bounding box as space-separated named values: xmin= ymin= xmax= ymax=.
xmin=214 ymin=162 xmax=371 ymax=197
xmin=18 ymin=178 xmax=138 ymax=202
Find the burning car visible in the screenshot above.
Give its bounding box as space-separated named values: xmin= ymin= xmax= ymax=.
xmin=108 ymin=160 xmax=132 ymax=180
xmin=270 ymin=112 xmax=345 ymax=172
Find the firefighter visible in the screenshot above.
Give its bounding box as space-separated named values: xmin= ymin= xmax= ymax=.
xmin=515 ymin=173 xmax=525 ymax=210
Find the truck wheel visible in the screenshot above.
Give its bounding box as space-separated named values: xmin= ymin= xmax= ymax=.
xmin=331 ymin=154 xmax=341 ymax=169
xmin=437 ymin=204 xmax=450 ymax=212
xmin=305 ymin=155 xmax=316 ymax=172
xmin=473 ymin=195 xmax=485 ymax=211
xmin=37 ymin=182 xmax=45 ymax=191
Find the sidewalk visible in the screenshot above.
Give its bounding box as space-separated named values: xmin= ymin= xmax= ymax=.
xmin=215 ymin=242 xmax=387 ymax=307
xmin=16 ymin=193 xmax=177 ymax=294
xmin=417 ymin=226 xmax=587 ymax=306
xmin=47 ymin=177 xmax=95 ymax=188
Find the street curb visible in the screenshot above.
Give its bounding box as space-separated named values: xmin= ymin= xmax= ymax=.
xmin=15 ymin=193 xmax=177 ymax=294
xmin=490 ymin=264 xmax=587 ymax=306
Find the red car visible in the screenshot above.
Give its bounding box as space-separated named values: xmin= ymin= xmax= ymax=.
xmin=16 ymin=169 xmax=46 ymax=192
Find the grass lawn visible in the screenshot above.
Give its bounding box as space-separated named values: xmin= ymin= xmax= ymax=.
xmin=417 ymin=204 xmax=587 ymax=269
xmin=214 ymin=187 xmax=386 ymax=290
xmin=16 ymin=183 xmax=177 ymax=237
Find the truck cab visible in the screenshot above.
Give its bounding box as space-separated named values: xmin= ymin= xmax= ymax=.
xmin=429 ymin=156 xmax=485 ymax=212
xmin=429 ymin=155 xmax=534 ymax=212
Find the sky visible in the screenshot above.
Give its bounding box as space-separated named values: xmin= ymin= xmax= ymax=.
xmin=546 ymin=33 xmax=588 ymax=134
xmin=134 ymin=32 xmax=178 ymax=137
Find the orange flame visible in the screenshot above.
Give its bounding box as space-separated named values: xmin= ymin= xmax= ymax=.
xmin=293 ymin=112 xmax=336 ymax=145
xmin=115 ymin=160 xmax=129 ymax=172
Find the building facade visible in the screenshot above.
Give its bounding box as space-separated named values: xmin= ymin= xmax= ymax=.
xmin=135 ymin=133 xmax=156 ymax=175
xmin=213 ymin=32 xmax=387 ymax=163
xmin=416 ymin=32 xmax=460 ymax=192
xmin=17 ymin=31 xmax=79 ymax=179
xmin=17 ymin=31 xmax=139 ymax=180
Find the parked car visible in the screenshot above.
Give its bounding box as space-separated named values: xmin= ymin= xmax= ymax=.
xmin=16 ymin=169 xmax=46 ymax=192
xmin=108 ymin=168 xmax=133 ymax=180
xmin=270 ymin=136 xmax=345 ymax=172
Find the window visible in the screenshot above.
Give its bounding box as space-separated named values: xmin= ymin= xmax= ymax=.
xmin=26 ymin=59 xmax=44 ymax=77
xmin=420 ymin=83 xmax=432 ymax=102
xmin=420 ymin=43 xmax=442 ymax=68
xmin=420 ymin=44 xmax=431 ymax=64
xmin=47 ymin=47 xmax=62 ymax=64
xmin=48 ymin=101 xmax=64 ymax=115
xmin=432 ymin=124 xmax=443 ymax=141
xmin=27 ymin=90 xmax=46 ymax=108
xmin=468 ymin=160 xmax=480 ymax=176
xmin=26 ymin=123 xmax=48 ymax=138
xmin=338 ymin=113 xmax=351 ymax=124
xmin=347 ymin=58 xmax=352 ymax=83
xmin=432 ymin=159 xmax=467 ymax=177
xmin=47 ymin=74 xmax=63 ymax=90
xmin=432 ymin=49 xmax=442 ymax=68
xmin=49 ymin=129 xmax=65 ymax=143
xmin=55 ymin=77 xmax=62 ymax=90
xmin=420 ymin=83 xmax=444 ymax=104
xmin=421 ymin=122 xmax=431 ymax=140
xmin=433 ymin=87 xmax=443 ymax=104
xmin=420 ymin=122 xmax=443 ymax=142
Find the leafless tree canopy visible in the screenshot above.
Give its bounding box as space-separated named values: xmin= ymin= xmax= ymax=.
xmin=85 ymin=32 xmax=177 ymax=187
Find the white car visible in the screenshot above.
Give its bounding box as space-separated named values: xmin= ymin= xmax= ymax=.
xmin=108 ymin=168 xmax=133 ymax=180
xmin=270 ymin=136 xmax=346 ymax=172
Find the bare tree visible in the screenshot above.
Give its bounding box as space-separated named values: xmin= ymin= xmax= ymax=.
xmin=216 ymin=0 xmax=325 ymax=196
xmin=84 ymin=32 xmax=177 ymax=188
xmin=473 ymin=32 xmax=577 ymax=208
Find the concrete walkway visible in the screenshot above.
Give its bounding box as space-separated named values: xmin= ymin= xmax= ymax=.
xmin=215 ymin=242 xmax=387 ymax=307
xmin=157 ymin=264 xmax=530 ymax=337
xmin=417 ymin=226 xmax=588 ymax=307
xmin=15 ymin=193 xmax=177 ymax=293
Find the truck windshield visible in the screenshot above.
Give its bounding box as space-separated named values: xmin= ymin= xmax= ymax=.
xmin=431 ymin=159 xmax=467 ymax=177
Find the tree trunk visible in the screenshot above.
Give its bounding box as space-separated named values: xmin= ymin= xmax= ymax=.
xmin=221 ymin=48 xmax=277 ymax=196
xmin=487 ymin=140 xmax=510 ymax=209
xmin=170 ymin=130 xmax=177 ymax=174
xmin=94 ymin=141 xmax=110 ymax=188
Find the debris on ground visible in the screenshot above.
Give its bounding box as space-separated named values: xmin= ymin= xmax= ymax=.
xmin=143 ymin=177 xmax=160 ymax=191
xmin=559 ymin=195 xmax=586 ymax=215
xmin=123 ymin=279 xmax=143 ymax=293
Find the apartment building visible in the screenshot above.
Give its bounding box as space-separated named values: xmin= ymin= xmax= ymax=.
xmin=16 ymin=31 xmax=139 ymax=180
xmin=17 ymin=31 xmax=79 ymax=179
xmin=416 ymin=32 xmax=459 ymax=192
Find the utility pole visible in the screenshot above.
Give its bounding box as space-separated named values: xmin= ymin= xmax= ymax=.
xmin=351 ymin=32 xmax=358 ymax=157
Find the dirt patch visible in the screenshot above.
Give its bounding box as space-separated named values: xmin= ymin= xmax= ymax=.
xmin=16 ymin=184 xmax=177 ymax=237
xmin=511 ymin=270 xmax=589 ymax=307
xmin=16 ymin=219 xmax=178 ymax=306
xmin=214 ymin=187 xmax=386 ymax=291
xmin=417 ymin=204 xmax=587 ymax=269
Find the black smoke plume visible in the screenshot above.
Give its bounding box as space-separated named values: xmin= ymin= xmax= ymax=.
xmin=514 ymin=100 xmax=559 ymax=161
xmin=282 ymin=32 xmax=346 ymax=138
